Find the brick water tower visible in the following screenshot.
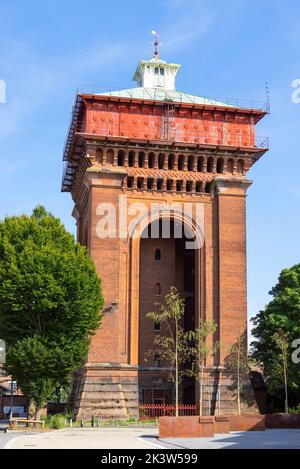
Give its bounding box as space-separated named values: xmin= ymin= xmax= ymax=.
xmin=62 ymin=40 xmax=268 ymax=418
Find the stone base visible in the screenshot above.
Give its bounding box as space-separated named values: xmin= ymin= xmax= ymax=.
xmin=69 ymin=364 xmax=139 ymax=420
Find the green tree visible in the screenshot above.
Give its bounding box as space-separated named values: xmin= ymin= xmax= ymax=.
xmin=147 ymin=286 xmax=193 ymax=417
xmin=0 ymin=206 xmax=103 ymax=417
xmin=251 ymin=264 xmax=300 ymax=411
xmin=190 ymin=321 xmax=219 ymax=416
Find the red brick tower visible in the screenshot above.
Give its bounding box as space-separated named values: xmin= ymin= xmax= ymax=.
xmin=62 ymin=49 xmax=268 ymax=418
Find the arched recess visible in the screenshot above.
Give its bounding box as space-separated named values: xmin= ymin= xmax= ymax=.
xmin=128 ymin=208 xmax=205 ymax=366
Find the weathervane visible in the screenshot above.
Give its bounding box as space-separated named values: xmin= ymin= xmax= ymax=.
xmin=151 ymin=30 xmax=160 ymax=60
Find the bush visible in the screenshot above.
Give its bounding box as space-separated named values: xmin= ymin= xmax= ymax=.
xmin=47 ymin=414 xmax=66 ymax=429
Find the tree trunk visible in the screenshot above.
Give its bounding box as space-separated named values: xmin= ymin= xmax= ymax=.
xmin=199 ymin=361 xmax=204 ymax=416
xmin=175 ymin=319 xmax=179 ymax=417
xmin=283 ymin=354 xmax=289 ymax=414
xmin=237 ymin=338 xmax=241 ymax=415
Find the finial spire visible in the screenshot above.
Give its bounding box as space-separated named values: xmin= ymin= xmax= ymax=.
xmin=151 ymin=30 xmax=159 ymax=60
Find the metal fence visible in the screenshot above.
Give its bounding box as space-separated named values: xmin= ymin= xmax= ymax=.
xmin=139 ymin=404 xmax=197 ymax=419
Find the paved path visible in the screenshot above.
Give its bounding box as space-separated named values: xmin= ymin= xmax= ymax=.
xmin=161 ymin=429 xmax=300 ymax=449
xmin=0 ymin=429 xmax=29 ymax=449
xmin=6 ymin=427 xmax=162 ymax=449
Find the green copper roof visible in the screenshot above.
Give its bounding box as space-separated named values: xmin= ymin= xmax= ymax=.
xmin=98 ymin=87 xmax=235 ymax=107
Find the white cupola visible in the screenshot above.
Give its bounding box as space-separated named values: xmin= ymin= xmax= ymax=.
xmin=133 ymin=33 xmax=180 ymax=91
xmin=133 ymin=58 xmax=181 ymax=91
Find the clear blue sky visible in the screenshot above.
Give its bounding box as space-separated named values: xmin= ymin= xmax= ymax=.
xmin=0 ymin=0 xmax=299 ymax=330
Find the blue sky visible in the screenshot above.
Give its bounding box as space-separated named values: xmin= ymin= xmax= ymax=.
xmin=0 ymin=0 xmax=299 ymax=329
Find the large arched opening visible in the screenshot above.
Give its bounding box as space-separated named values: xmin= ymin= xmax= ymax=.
xmin=136 ymin=217 xmax=201 ymax=405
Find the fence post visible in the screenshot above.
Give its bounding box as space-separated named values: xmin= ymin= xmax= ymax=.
xmin=91 ymin=415 xmax=94 ymax=428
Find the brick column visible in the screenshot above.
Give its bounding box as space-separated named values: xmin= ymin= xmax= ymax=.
xmin=214 ymin=176 xmax=252 ymax=363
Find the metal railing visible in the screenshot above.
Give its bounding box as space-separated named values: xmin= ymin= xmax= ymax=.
xmin=139 ymin=404 xmax=197 ymax=419
xmin=76 ymin=85 xmax=269 ymax=112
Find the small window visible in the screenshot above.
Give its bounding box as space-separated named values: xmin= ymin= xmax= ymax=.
xmin=127 ymin=177 xmax=134 ymax=188
xmin=160 ymin=68 xmax=164 ymax=76
xmin=154 ymin=321 xmax=161 ymax=331
xmin=155 ymin=248 xmax=161 ymax=261
xmin=148 ymin=153 xmax=155 ymax=168
xmin=147 ymin=178 xmax=154 ymax=190
xmin=168 ymin=155 xmax=174 ymax=170
xmin=155 ymin=283 xmax=162 ymax=295
xmin=167 ymin=179 xmax=173 ymax=191
xmin=186 ymin=181 xmax=192 ymax=192
xmin=196 ymin=181 xmax=202 ymax=193
xmin=157 ymin=179 xmax=163 ymax=191
xmin=155 ymin=67 xmax=159 ymax=75
xmin=176 ymin=180 xmax=183 ymax=192
xmin=154 ymin=354 xmax=161 ymax=367
xmin=137 ymin=177 xmax=143 ymax=189
xmin=178 ymin=155 xmax=184 ymax=171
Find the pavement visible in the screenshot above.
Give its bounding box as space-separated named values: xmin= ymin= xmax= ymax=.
xmin=3 ymin=427 xmax=300 ymax=450
xmin=4 ymin=427 xmax=163 ymax=449
xmin=161 ymin=429 xmax=300 ymax=449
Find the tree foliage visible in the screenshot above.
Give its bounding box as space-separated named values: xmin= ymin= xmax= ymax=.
xmin=147 ymin=286 xmax=193 ymax=416
xmin=0 ymin=206 xmax=104 ymax=413
xmin=190 ymin=321 xmax=219 ymax=415
xmin=251 ymin=264 xmax=300 ymax=410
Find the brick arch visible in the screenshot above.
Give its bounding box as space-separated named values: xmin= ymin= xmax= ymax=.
xmin=128 ymin=207 xmax=205 ymax=366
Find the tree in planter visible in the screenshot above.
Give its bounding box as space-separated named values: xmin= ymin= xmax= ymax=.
xmin=0 ymin=206 xmax=104 ymax=418
xmin=273 ymin=330 xmax=289 ymax=414
xmin=190 ymin=321 xmax=219 ymax=416
xmin=146 ymin=286 xmax=193 ymax=417
xmin=225 ymin=331 xmax=252 ymax=415
xmin=251 ymin=264 xmax=300 ymax=412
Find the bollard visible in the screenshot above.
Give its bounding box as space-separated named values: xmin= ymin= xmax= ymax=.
xmin=91 ymin=415 xmax=94 ymax=427
xmin=97 ymin=418 xmax=99 ymax=427
xmin=69 ymin=419 xmax=73 ymax=428
xmin=80 ymin=418 xmax=84 ymax=428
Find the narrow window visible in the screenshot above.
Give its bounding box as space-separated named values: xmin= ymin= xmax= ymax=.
xmin=217 ymin=158 xmax=224 ymax=174
xmin=197 ymin=157 xmax=204 ymax=172
xmin=158 ymin=154 xmax=164 ymax=169
xmin=137 ymin=177 xmax=143 ymax=189
xmin=167 ymin=179 xmax=173 ymax=191
xmin=128 ymin=151 xmax=135 ymax=167
xmin=188 ymin=155 xmax=194 ymax=171
xmin=155 ymin=248 xmax=161 ymax=261
xmin=227 ymin=158 xmax=234 ymax=173
xmin=160 ymin=68 xmax=164 ymax=76
xmin=154 ymin=321 xmax=161 ymax=331
xmin=117 ymin=150 xmax=125 ymax=166
xmin=207 ymin=157 xmax=214 ymax=172
xmin=155 ymin=67 xmax=159 ymax=75
xmin=138 ymin=152 xmax=145 ymax=168
xmin=186 ymin=181 xmax=192 ymax=192
xmin=157 ymin=179 xmax=163 ymax=191
xmin=196 ymin=181 xmax=202 ymax=193
xmin=127 ymin=177 xmax=134 ymax=188
xmin=205 ymin=182 xmax=212 ymax=193
xmin=148 ymin=153 xmax=155 ymax=168
xmin=168 ymin=155 xmax=174 ymax=170
xmin=154 ymin=354 xmax=161 ymax=367
xmin=155 ymin=283 xmax=162 ymax=295
xmin=237 ymin=159 xmax=244 ymax=174
xmin=176 ymin=180 xmax=183 ymax=192
xmin=147 ymin=178 xmax=154 ymax=190
xmin=178 ymin=155 xmax=184 ymax=171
